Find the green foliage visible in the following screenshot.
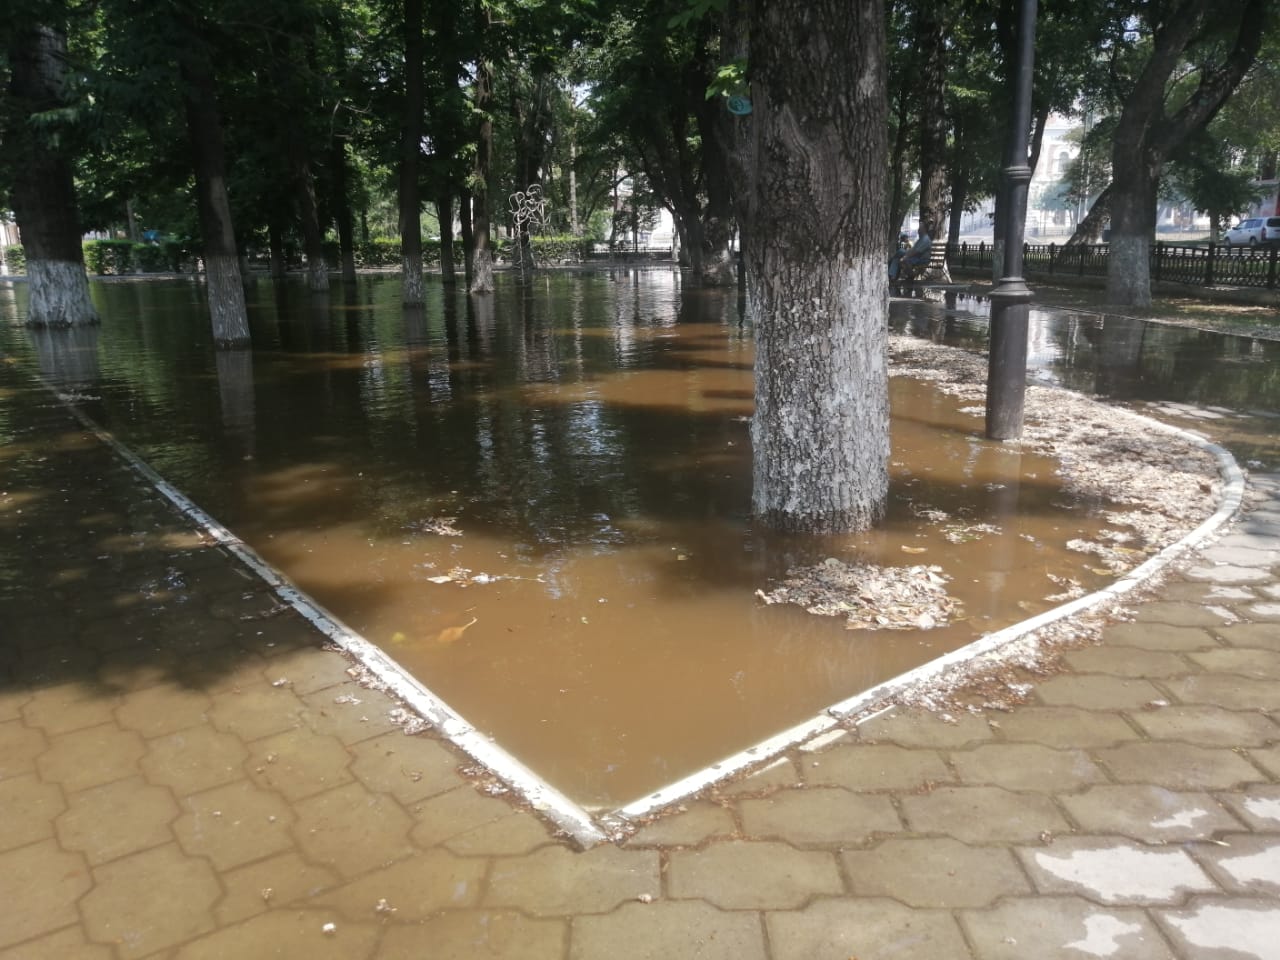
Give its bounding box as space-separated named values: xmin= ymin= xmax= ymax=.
xmin=496 ymin=233 xmax=592 ymax=261
xmin=83 ymin=238 xmax=133 ymax=275
xmin=3 ymin=246 xmax=26 ymax=273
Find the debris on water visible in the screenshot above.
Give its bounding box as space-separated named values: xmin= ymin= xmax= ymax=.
xmin=375 ymin=898 xmax=397 ymax=915
xmin=270 ymin=678 xmax=290 ymax=688
xmin=942 ymin=522 xmax=1000 ymax=544
xmin=433 ymin=617 xmax=478 ymax=645
xmin=756 ymin=558 xmax=957 ymax=631
xmin=408 ymin=516 xmax=463 ymax=536
xmin=260 ymin=888 xmax=273 ymax=903
xmin=636 ymin=893 xmax=654 ymax=903
xmin=333 ymin=694 xmax=362 ymax=705
xmin=321 ymin=922 xmax=337 ymax=935
xmin=387 ymin=708 xmax=430 ymax=735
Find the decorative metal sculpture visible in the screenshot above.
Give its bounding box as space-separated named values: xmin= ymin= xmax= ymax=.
xmin=508 ymin=184 xmax=548 ymax=279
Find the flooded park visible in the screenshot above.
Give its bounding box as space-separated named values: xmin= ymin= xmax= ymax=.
xmin=2 ymin=269 xmax=1278 ymax=809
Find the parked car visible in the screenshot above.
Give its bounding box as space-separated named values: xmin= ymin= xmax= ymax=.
xmin=1222 ymin=216 xmax=1280 ymax=249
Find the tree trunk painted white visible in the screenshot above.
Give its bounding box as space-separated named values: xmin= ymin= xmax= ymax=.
xmin=204 ymin=254 xmax=250 ymax=348
xmin=735 ymin=0 xmax=890 ymax=532
xmin=1105 ymin=233 xmax=1152 ymax=306
xmin=26 ymin=260 xmax=97 ymax=327
xmin=749 ymin=259 xmax=888 ymax=531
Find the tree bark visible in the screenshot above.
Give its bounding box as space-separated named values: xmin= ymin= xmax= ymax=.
xmin=469 ymin=55 xmax=496 ymax=294
xmin=736 ymin=0 xmax=889 ymax=533
xmin=399 ymin=0 xmax=425 ymax=305
xmin=5 ymin=25 xmax=98 ymax=328
xmin=915 ymin=4 xmax=948 ymax=236
xmin=332 ymin=139 xmax=358 ymax=284
xmin=177 ymin=20 xmax=249 ymax=348
xmin=437 ymin=191 xmax=456 ymax=285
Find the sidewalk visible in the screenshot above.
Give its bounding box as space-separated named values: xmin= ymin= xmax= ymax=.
xmin=2 ymin=360 xmax=1279 ymax=959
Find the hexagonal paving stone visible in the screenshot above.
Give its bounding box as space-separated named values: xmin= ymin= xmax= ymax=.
xmin=766 ymin=897 xmax=970 ymax=960
xmin=0 ymin=925 xmax=114 ymax=960
xmin=347 ymin=730 xmax=461 ymax=805
xmin=900 ymin=786 xmax=1071 ymax=844
xmin=989 ymin=706 xmax=1141 ymax=748
xmin=623 ymin=801 xmax=735 ymax=848
xmin=173 ymin=778 xmax=294 ymax=870
xmin=486 ymin=844 xmax=660 ymax=916
xmin=1128 ymin=704 xmax=1280 ymax=747
xmin=297 ymin=686 xmax=401 ymax=745
xmin=57 ymin=775 xmax=177 ymax=865
xmin=804 ymin=742 xmax=951 ymax=791
xmin=36 ymin=721 xmax=146 ymax=793
xmin=572 ymin=900 xmax=765 ymax=960
xmin=0 ymin=773 xmax=64 ymax=852
xmin=948 ymin=743 xmax=1106 ymax=792
xmin=1059 ymin=784 xmax=1241 ymax=843
xmin=409 ymin=785 xmax=516 ymax=849
xmin=292 ymin=781 xmax=415 ymax=879
xmin=1194 ymin=835 xmax=1280 ymax=895
xmin=856 ymin=710 xmax=993 ymax=749
xmin=1094 ymin=741 xmax=1263 ymax=790
xmin=1156 ymin=898 xmax=1280 ymax=958
xmin=208 ymin=682 xmax=305 ymax=741
xmin=140 ymin=725 xmax=249 ymax=796
xmin=81 ymin=843 xmax=220 ymax=959
xmin=22 ymin=684 xmax=121 ymax=736
xmin=842 ymin=837 xmax=1031 ymax=907
xmin=172 ymin=910 xmax=380 ymax=960
xmin=308 ymin=849 xmax=486 ymax=921
xmin=382 ymin=910 xmax=566 ymax=960
xmin=738 ymin=787 xmax=902 ymax=845
xmin=1017 ymin=837 xmax=1215 ymax=904
xmin=246 ymin=727 xmax=354 ymax=801
xmin=215 ymin=851 xmax=339 ymax=925
xmin=0 ymin=839 xmax=91 ymax=949
xmin=961 ymin=895 xmax=1172 ymax=959
xmin=665 ymin=841 xmax=840 ymax=910
xmin=0 ymin=718 xmax=47 ymax=778
xmin=113 ymin=682 xmax=212 ymax=738
xmin=443 ymin=812 xmax=555 ymax=857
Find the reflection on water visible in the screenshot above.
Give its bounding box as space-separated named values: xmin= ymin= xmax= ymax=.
xmin=3 ymin=273 xmax=1274 ymax=807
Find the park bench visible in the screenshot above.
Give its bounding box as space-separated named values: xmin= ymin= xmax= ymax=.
xmin=904 ymin=244 xmax=952 ymax=284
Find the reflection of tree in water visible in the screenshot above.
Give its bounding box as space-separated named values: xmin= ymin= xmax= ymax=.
xmin=29 ymin=325 xmax=102 ymax=388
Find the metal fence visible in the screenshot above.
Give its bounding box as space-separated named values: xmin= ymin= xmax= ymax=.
xmin=947 ymin=240 xmax=1280 ymax=290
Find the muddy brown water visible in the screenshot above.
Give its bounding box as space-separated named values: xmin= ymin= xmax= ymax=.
xmin=2 ymin=272 xmax=1275 ymax=808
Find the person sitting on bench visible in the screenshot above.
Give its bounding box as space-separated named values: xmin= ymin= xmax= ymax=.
xmin=888 ymin=225 xmax=932 ymax=280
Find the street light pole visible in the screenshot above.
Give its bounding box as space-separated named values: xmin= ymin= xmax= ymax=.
xmin=985 ymin=0 xmax=1038 ymax=440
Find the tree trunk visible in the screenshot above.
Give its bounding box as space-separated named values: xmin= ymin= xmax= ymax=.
xmin=6 ymin=25 xmax=98 ymax=328
xmin=437 ymin=192 xmax=456 ymax=285
xmin=737 ymin=0 xmax=889 ymax=533
xmin=294 ymin=152 xmax=329 ymax=292
xmin=399 ymin=0 xmax=425 ymax=305
xmin=459 ymin=190 xmax=475 ymax=282
xmin=332 ymin=140 xmax=358 ymax=284
xmin=915 ymin=4 xmax=948 ymax=235
xmin=1106 ymin=166 xmax=1158 ymax=305
xmin=177 ymin=22 xmax=249 ymax=348
xmin=1065 ymin=183 xmax=1112 ymax=245
xmin=469 ymin=56 xmax=495 ymax=294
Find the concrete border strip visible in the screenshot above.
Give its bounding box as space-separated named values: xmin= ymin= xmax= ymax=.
xmin=50 ymin=380 xmax=1244 ymax=846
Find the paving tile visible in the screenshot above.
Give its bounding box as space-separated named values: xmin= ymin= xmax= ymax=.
xmin=1034 ymin=674 xmax=1166 ymax=710
xmin=1188 ymin=648 xmax=1280 ymax=679
xmin=1059 ymin=785 xmax=1242 ymax=843
xmin=1155 ymin=898 xmax=1280 ymax=959
xmin=113 ymin=682 xmax=212 ymax=738
xmin=173 ymin=778 xmax=295 ymax=870
xmin=486 ymin=844 xmax=659 ymax=915
xmin=409 ymin=785 xmax=515 ymax=848
xmin=309 ymin=848 xmax=486 ymax=920
xmin=1199 ymin=544 xmax=1280 ymax=567
xmin=711 ymin=758 xmax=798 ymax=797
xmin=0 ymin=773 xmax=63 ymax=852
xmin=738 ymin=786 xmax=901 ymax=845
xmin=347 ymin=730 xmax=461 ymax=805
xmin=989 ymin=706 xmax=1141 ymax=748
xmin=380 ymin=910 xmax=565 ymax=960
xmin=214 ymin=850 xmax=339 ymax=925
xmin=803 ymin=742 xmax=951 ymax=791
xmin=292 ymin=781 xmax=415 ymax=879
xmin=297 ymin=686 xmax=401 ymax=745
xmin=36 ymin=721 xmax=145 ymax=793
xmin=0 ymin=718 xmax=47 ymax=778
xmin=171 ymin=910 xmax=380 ymax=960
xmin=1218 ymin=783 xmax=1280 ymax=830
xmin=948 ymin=743 xmax=1106 ymax=791
xmin=1095 ymin=742 xmax=1264 ymax=790
xmin=624 ymin=801 xmax=736 ymax=847
xmin=961 ymin=895 xmax=1174 ymax=959
xmin=0 ymin=840 xmax=91 ymax=949
xmin=0 ymin=689 xmax=31 ymax=724
xmin=1249 ymin=744 xmax=1280 ymax=780
xmin=900 ymin=786 xmax=1071 ymax=843
xmin=1183 ymin=564 xmax=1275 ymax=585
xmin=1017 ymin=836 xmax=1216 ymax=904
xmin=842 ymin=836 xmax=1030 ymax=907
xmin=245 ymin=727 xmax=354 ymax=801
xmin=1128 ymin=704 xmax=1280 ymax=747
xmin=81 ymin=843 xmax=220 ymax=959
xmin=57 ymin=775 xmax=176 ymax=865
xmin=1102 ymin=620 xmax=1220 ymax=651
xmin=1193 ymin=835 xmax=1280 ymax=896
xmin=443 ymin=811 xmax=554 ymax=856
xmin=571 ymin=900 xmax=765 ymax=960
xmin=258 ymin=647 xmax=355 ymax=695
xmin=21 ymin=684 xmax=121 ymax=736
xmin=766 ymin=897 xmax=970 ymax=960
xmin=666 ymin=841 xmax=840 ymax=909
xmin=856 ymin=710 xmax=993 ymax=748
xmin=1158 ymin=582 xmax=1255 ymax=605
xmin=208 ymin=683 xmax=305 ymax=741
xmin=1062 ymin=645 xmax=1191 ymax=678
xmin=1163 ymin=674 xmax=1280 ymax=710
xmin=0 ymin=926 xmax=113 ymax=959
xmin=1130 ymin=601 xmax=1237 ymax=627
xmin=140 ymin=725 xmax=249 ymax=796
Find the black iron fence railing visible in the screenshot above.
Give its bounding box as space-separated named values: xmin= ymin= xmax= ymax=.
xmin=947 ymin=241 xmax=1280 ymax=290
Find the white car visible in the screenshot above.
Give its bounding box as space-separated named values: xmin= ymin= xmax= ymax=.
xmin=1222 ymin=216 xmax=1280 ymax=249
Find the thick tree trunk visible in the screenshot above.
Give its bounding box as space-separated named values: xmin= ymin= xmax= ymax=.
xmin=1106 ymin=169 xmax=1157 ymax=305
xmin=178 ymin=25 xmax=249 ymax=348
xmin=6 ymin=25 xmax=97 ymax=327
xmin=915 ymin=5 xmax=948 ymax=235
xmin=1065 ymin=183 xmax=1112 ymax=246
xmin=399 ymin=0 xmax=425 ymax=305
xmin=295 ymin=154 xmax=329 ymax=292
xmin=459 ymin=190 xmax=475 ymax=283
xmin=469 ymin=58 xmax=495 ymax=294
xmin=332 ymin=141 xmax=358 ymax=284
xmin=738 ymin=0 xmax=889 ymax=533
xmin=437 ymin=192 xmax=456 ymax=285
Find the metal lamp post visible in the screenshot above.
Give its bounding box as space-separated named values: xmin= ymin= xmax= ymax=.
xmin=985 ymin=0 xmax=1038 ymax=440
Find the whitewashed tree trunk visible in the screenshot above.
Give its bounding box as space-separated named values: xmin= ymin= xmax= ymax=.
xmin=204 ymin=254 xmax=250 ymax=347
xmin=735 ymin=0 xmax=890 ymax=532
xmin=1106 ymin=233 xmax=1151 ymax=306
xmin=26 ymin=260 xmax=97 ymax=327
